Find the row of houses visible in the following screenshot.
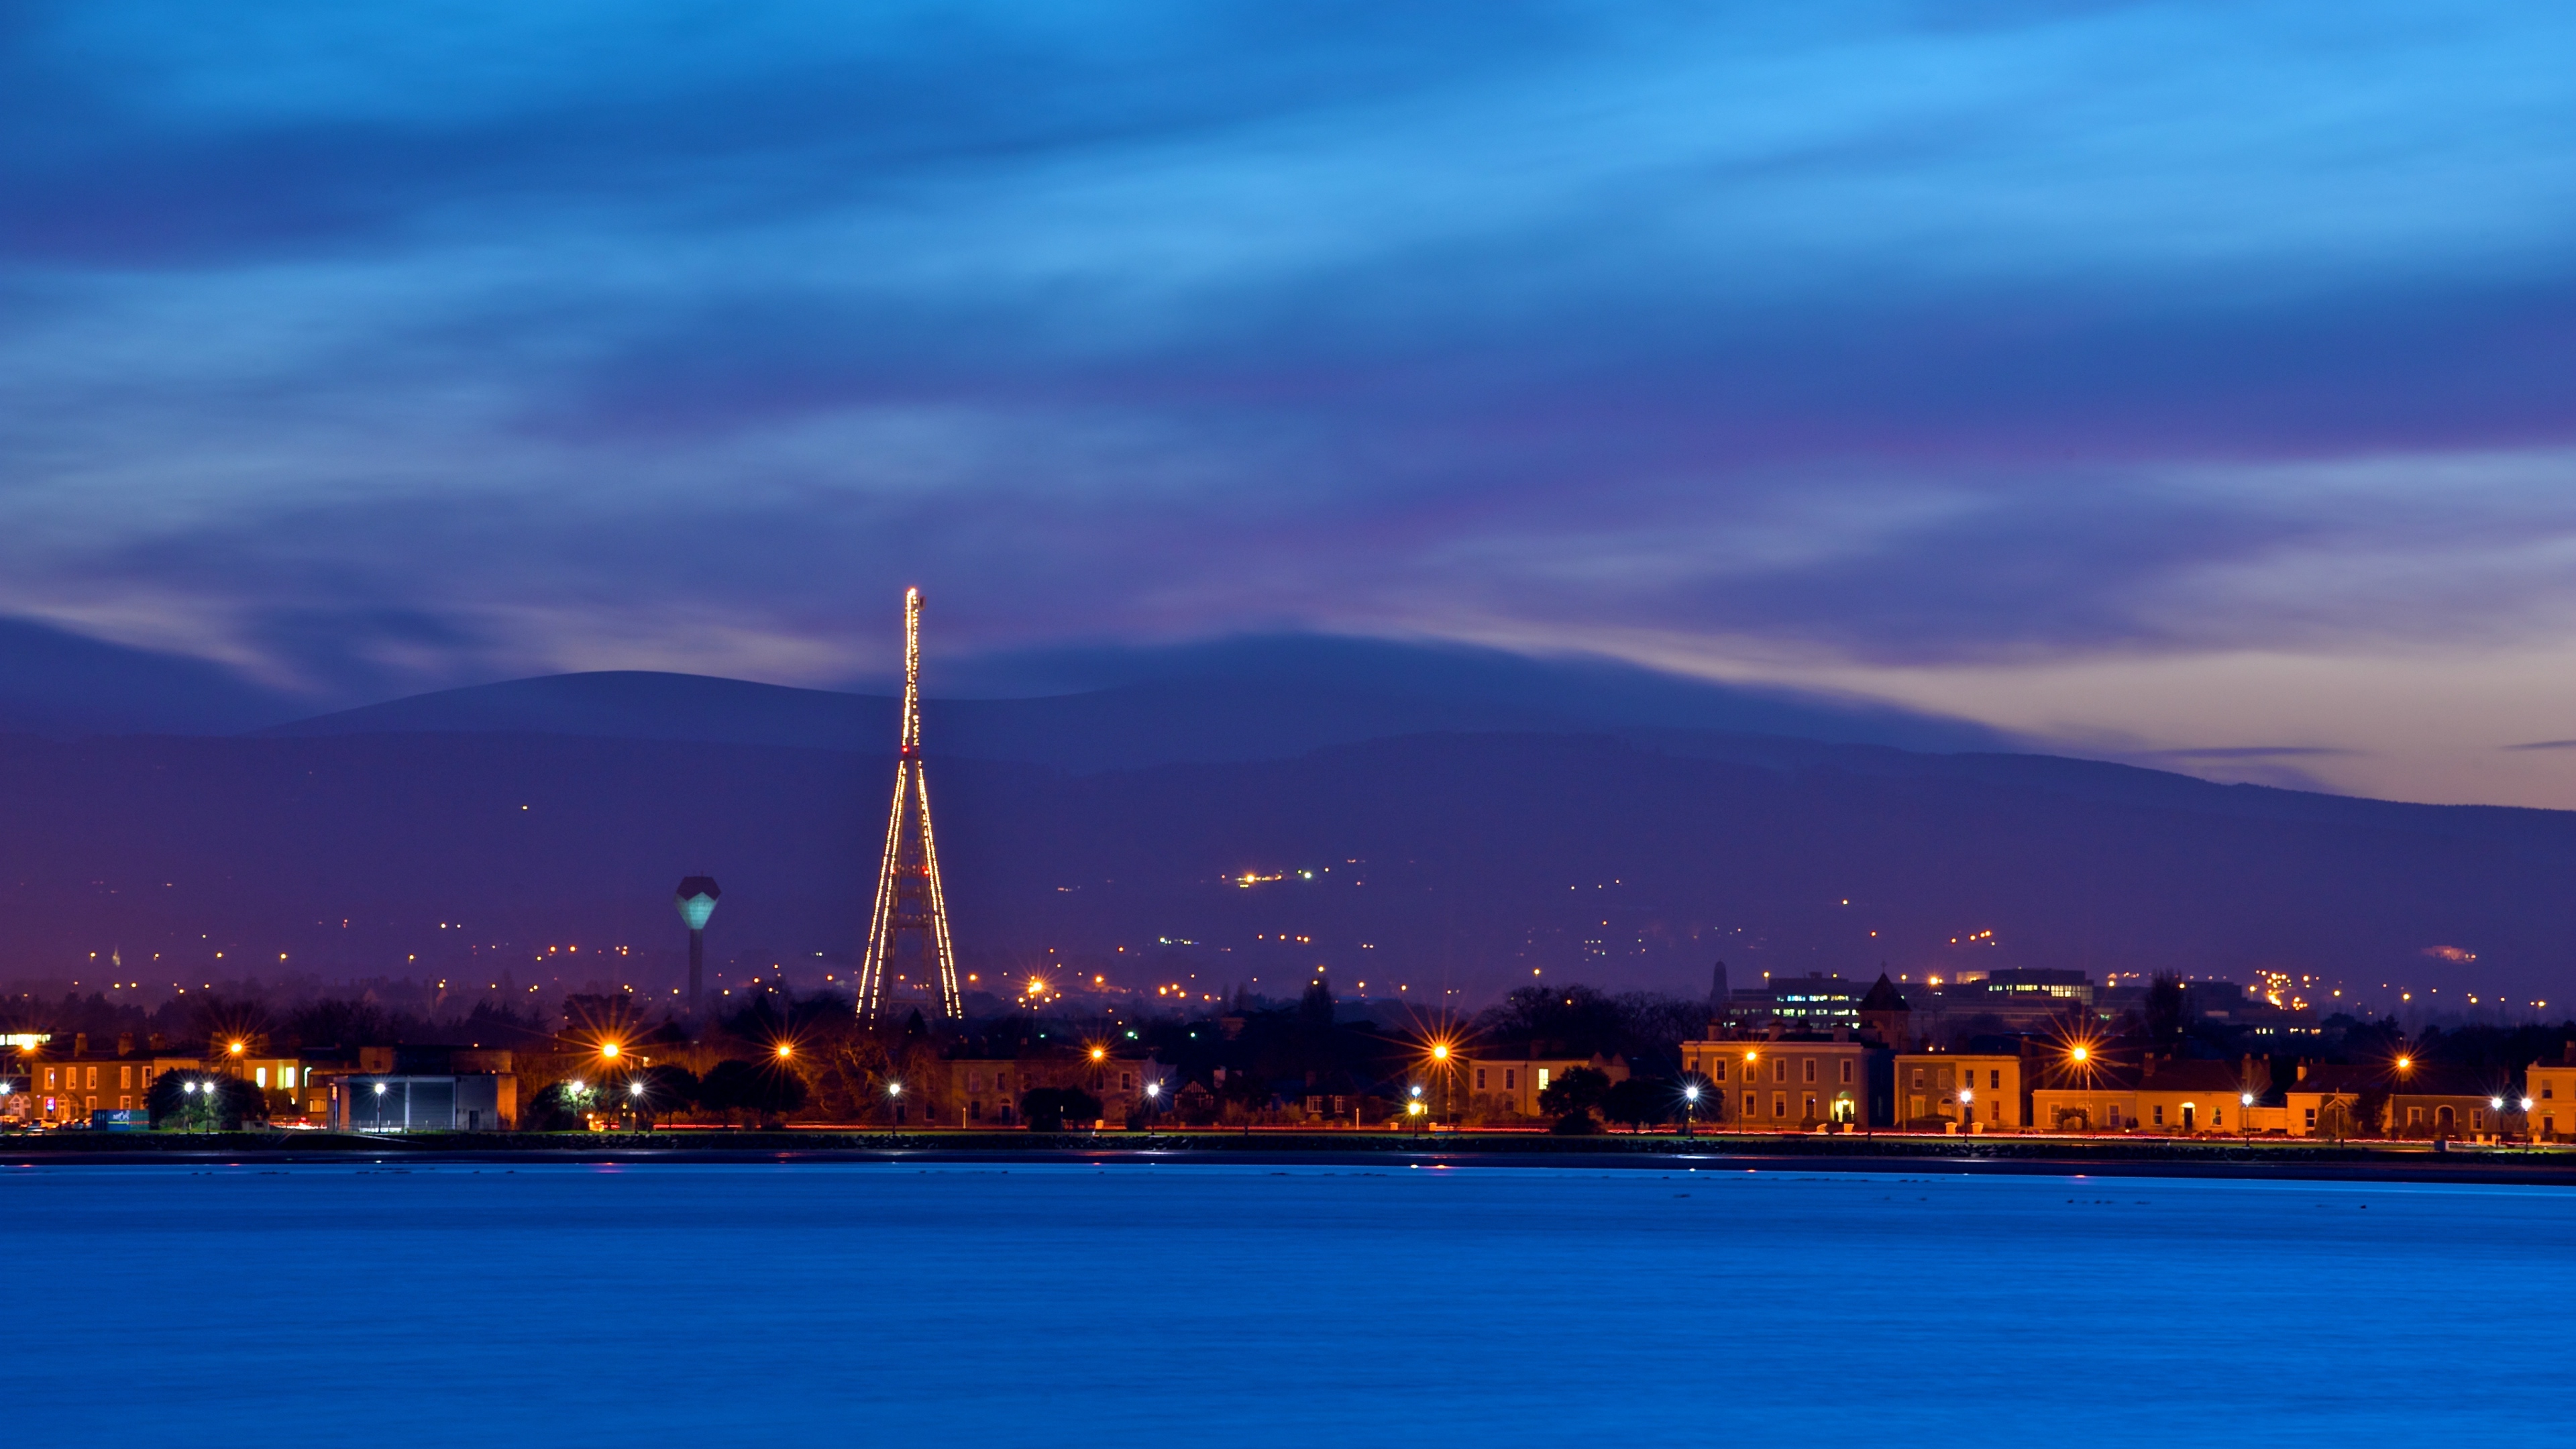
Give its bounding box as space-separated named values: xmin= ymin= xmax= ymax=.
xmin=1675 ymin=1030 xmax=2576 ymax=1140
xmin=0 ymin=1035 xmax=518 ymax=1132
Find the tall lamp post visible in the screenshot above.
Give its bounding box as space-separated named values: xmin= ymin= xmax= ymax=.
xmin=676 ymin=876 xmax=721 ymax=1012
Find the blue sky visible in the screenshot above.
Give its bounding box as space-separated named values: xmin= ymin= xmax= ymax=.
xmin=4 ymin=3 xmax=2575 ymax=802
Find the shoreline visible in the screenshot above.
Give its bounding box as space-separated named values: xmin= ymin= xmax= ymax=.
xmin=9 ymin=1128 xmax=2576 ymax=1185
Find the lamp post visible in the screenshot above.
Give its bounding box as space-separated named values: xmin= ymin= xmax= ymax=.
xmin=1682 ymin=1081 xmax=1700 ymax=1138
xmin=2241 ymin=1091 xmax=2255 ymax=1144
xmin=675 ymin=876 xmax=721 ymax=1012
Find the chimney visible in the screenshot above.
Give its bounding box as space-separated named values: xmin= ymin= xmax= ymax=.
xmin=74 ymin=1033 xmax=89 ymax=1057
xmin=2296 ymin=1060 xmax=2310 ymax=1083
xmin=148 ymin=1032 xmax=166 ymax=1051
xmin=2141 ymin=1053 xmax=2157 ymax=1081
xmin=1766 ymin=1020 xmax=1786 ymax=1041
xmin=117 ymin=1033 xmax=134 ymax=1057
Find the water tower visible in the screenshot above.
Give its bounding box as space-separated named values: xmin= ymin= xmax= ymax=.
xmin=676 ymin=876 xmax=721 ymax=1009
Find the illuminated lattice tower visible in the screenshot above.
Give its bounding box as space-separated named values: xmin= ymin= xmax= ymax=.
xmin=857 ymin=587 xmax=964 ymax=1020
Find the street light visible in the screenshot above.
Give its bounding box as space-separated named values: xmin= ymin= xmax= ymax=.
xmin=676 ymin=875 xmax=721 ymax=1011
xmin=1958 ymin=1086 xmax=1973 ymax=1132
xmin=1682 ymin=1081 xmax=1700 ymax=1138
xmin=2241 ymin=1091 xmax=2255 ymax=1142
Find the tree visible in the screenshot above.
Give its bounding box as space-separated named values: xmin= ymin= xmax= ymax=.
xmin=631 ymin=1064 xmax=700 ymax=1126
xmin=700 ymin=1057 xmax=810 ymax=1126
xmin=1020 ymin=1085 xmax=1103 ymax=1132
xmin=147 ymin=1070 xmax=264 ymax=1131
xmin=2146 ymin=974 xmax=2188 ymax=1049
xmin=522 ymin=1081 xmax=587 ymax=1131
xmin=1599 ymin=1075 xmax=1671 ymax=1132
xmin=1538 ymin=1065 xmax=1611 ymax=1131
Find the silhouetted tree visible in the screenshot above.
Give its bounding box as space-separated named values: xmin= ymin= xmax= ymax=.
xmin=283 ymin=998 xmax=390 ymax=1051
xmin=1538 ymin=1065 xmax=1611 ymax=1130
xmin=2146 ymin=974 xmax=2188 ymax=1048
xmin=1599 ymin=1075 xmax=1672 ymax=1132
xmin=700 ymin=1058 xmax=808 ymax=1126
xmin=1020 ymin=1086 xmax=1103 ymax=1131
xmin=147 ymin=1069 xmax=264 ymax=1130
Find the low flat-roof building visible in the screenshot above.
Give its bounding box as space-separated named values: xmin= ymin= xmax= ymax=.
xmin=331 ymin=1073 xmax=517 ymax=1132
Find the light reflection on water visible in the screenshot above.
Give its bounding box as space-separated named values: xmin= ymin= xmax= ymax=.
xmin=15 ymin=1161 xmax=2574 ymax=1445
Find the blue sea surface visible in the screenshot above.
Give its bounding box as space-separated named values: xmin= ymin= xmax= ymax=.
xmin=13 ymin=1160 xmax=2571 ymax=1445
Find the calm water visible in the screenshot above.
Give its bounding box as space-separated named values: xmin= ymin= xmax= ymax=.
xmin=13 ymin=1159 xmax=2572 ymax=1444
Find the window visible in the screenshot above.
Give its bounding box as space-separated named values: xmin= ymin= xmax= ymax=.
xmin=1475 ymin=1069 xmax=1487 ymax=1090
xmin=1911 ymin=1069 xmax=1925 ymax=1089
xmin=1505 ymin=1070 xmax=1516 ymax=1090
xmin=1841 ymin=1061 xmax=1854 ymax=1085
xmin=120 ymin=1066 xmax=133 ymax=1088
xmin=1990 ymin=1070 xmax=2001 ymax=1089
xmin=119 ymin=1095 xmax=131 ymax=1110
xmin=1803 ymin=1059 xmax=1817 ymax=1083
xmin=1537 ymin=1069 xmax=1552 ymax=1091
xmin=1120 ymin=1073 xmax=1134 ymax=1091
xmin=1772 ymin=1059 xmax=1786 ymax=1083
xmin=2546 ymin=1085 xmax=2557 ymax=1099
xmin=969 ymin=1071 xmax=984 ymax=1092
xmin=997 ymin=1072 xmax=1010 ymax=1091
xmin=85 ymin=1067 xmax=99 ymax=1089
xmin=2408 ymin=1107 xmax=2423 ymax=1126
xmin=2304 ymin=1108 xmax=2317 ymax=1128
xmin=1713 ymin=1061 xmax=1727 ymax=1082
xmin=2153 ymin=1104 xmax=2165 ymax=1126
xmin=1743 ymin=1092 xmax=1756 ymax=1117
xmin=256 ymin=1068 xmax=268 ymax=1088
xmin=43 ymin=1069 xmax=55 ymax=1089
xmin=1772 ymin=1093 xmax=1787 ymax=1118
xmin=2472 ymin=1110 xmax=2486 ymax=1131
xmin=1803 ymin=1094 xmax=1817 ymax=1120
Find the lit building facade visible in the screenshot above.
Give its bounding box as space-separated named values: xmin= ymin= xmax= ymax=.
xmin=2031 ymin=1057 xmax=2255 ymax=1133
xmin=2528 ymin=1048 xmax=2576 ymax=1141
xmin=943 ymin=1054 xmax=1167 ymax=1128
xmin=1892 ymin=1052 xmax=2024 ymax=1129
xmin=1680 ymin=1035 xmax=1872 ymax=1128
xmin=1458 ymin=1054 xmax=1631 ymax=1121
